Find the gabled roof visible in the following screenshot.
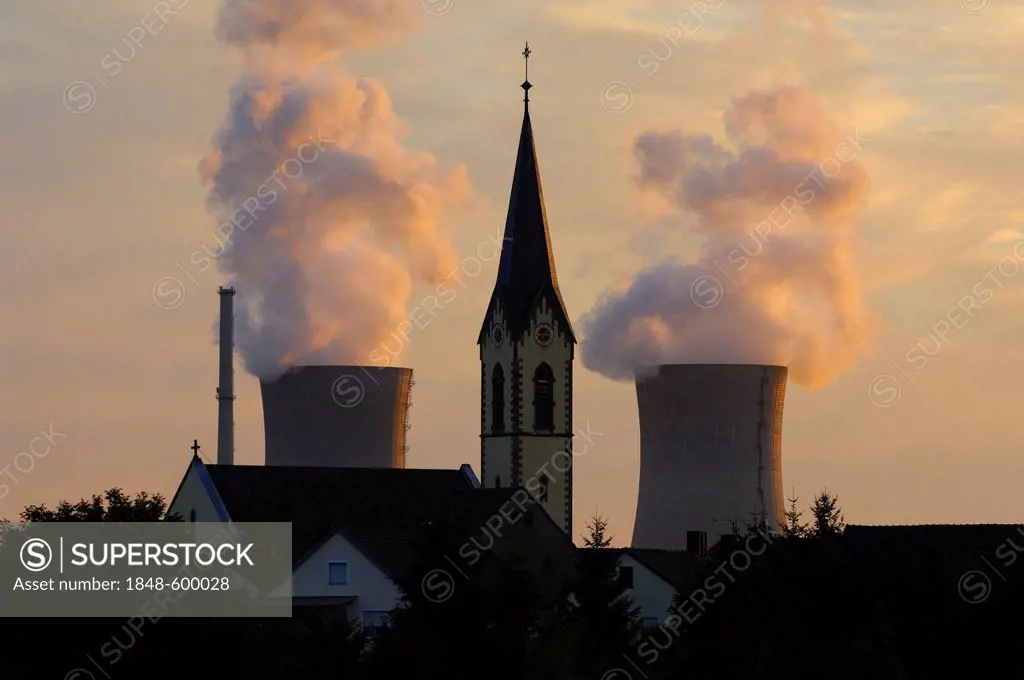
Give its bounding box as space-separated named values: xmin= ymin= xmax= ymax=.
xmin=200 ymin=463 xmax=573 ymax=586
xmin=578 ymin=547 xmax=704 ymax=592
xmin=626 ymin=548 xmax=705 ymax=592
xmin=478 ymin=104 xmax=574 ymax=344
xmin=203 ymin=464 xmax=473 ymax=571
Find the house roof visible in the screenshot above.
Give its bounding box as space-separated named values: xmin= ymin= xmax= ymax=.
xmin=578 ymin=525 xmax=1022 ymax=596
xmin=579 ymin=547 xmax=705 ymax=592
xmin=201 ymin=463 xmax=570 ymax=582
xmin=627 ymin=548 xmax=705 ymax=592
xmin=843 ymin=524 xmax=1022 ymax=560
xmin=845 ymin=523 xmax=1022 ymax=535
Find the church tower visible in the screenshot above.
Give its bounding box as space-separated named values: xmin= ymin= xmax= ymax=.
xmin=478 ymin=44 xmax=576 ymax=535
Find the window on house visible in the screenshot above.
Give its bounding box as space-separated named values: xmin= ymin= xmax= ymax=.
xmin=533 ymin=363 xmax=555 ymax=432
xmin=491 ymin=364 xmax=505 ymax=433
xmin=327 ymin=561 xmax=348 ymax=585
xmin=189 ymin=509 xmax=196 ymax=522
xmin=618 ymin=565 xmax=634 ymax=588
xmin=361 ymin=610 xmax=388 ymax=629
xmin=538 ymin=475 xmax=549 ymax=505
xmin=642 ymin=617 xmax=659 ymax=629
xmin=495 ymin=475 xmax=502 ymax=488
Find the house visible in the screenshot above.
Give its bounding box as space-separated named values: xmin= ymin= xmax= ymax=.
xmin=579 ymin=547 xmax=705 ymax=627
xmin=167 ymin=455 xmax=576 ymax=628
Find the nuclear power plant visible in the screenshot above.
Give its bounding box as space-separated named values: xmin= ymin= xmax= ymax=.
xmin=202 ymin=64 xmax=793 ymax=551
xmin=631 ymin=364 xmax=788 ymax=549
xmin=260 ymin=365 xmax=413 ymax=469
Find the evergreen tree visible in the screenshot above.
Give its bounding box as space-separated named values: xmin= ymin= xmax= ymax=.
xmin=569 ymin=514 xmax=642 ymax=679
xmin=809 ymin=489 xmax=845 ymax=538
xmin=583 ymin=513 xmax=613 ymax=548
xmin=783 ymin=493 xmax=808 ymax=538
xmin=363 ymin=512 xmax=545 ymax=680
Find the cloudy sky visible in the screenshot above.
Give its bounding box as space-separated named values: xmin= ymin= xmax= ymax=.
xmin=2 ymin=0 xmax=1023 ymax=542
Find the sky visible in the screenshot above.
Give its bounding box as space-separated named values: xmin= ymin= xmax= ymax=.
xmin=2 ymin=0 xmax=1024 ymax=543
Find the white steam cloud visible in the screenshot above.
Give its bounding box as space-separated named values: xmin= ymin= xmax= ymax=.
xmin=200 ymin=0 xmax=472 ymax=379
xmin=581 ymin=85 xmax=877 ymax=388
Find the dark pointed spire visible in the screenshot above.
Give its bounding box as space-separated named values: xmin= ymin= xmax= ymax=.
xmin=478 ymin=46 xmax=575 ymax=345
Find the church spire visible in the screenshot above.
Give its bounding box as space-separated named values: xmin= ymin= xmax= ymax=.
xmin=478 ymin=44 xmax=576 ymax=537
xmin=478 ymin=44 xmax=575 ymax=344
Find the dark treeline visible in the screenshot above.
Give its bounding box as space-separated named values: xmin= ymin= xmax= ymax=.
xmin=3 ymin=489 xmax=1022 ymax=679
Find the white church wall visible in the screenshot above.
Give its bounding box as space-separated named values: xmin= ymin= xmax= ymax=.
xmin=518 ymin=302 xmax=572 ymax=436
xmin=481 ymin=305 xmax=516 ymax=488
xmin=515 ymin=298 xmax=573 ymax=533
xmin=167 ymin=463 xmax=223 ymax=522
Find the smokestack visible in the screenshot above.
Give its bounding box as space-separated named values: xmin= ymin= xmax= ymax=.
xmin=217 ymin=286 xmax=236 ymax=465
xmin=260 ymin=365 xmax=412 ymax=468
xmin=631 ymin=364 xmax=787 ymax=549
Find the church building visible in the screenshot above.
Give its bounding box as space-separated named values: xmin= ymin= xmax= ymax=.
xmin=478 ymin=45 xmax=576 ymax=535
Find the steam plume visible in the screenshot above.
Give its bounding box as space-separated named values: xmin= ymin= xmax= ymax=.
xmin=200 ymin=0 xmax=472 ymax=379
xmin=581 ymin=84 xmax=876 ymax=388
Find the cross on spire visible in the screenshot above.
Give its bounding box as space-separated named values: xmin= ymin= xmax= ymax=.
xmin=191 ymin=439 xmax=201 ymax=457
xmin=521 ymin=42 xmax=532 ymax=108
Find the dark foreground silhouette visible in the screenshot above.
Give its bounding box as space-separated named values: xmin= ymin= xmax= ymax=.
xmin=3 ymin=489 xmax=1021 ymax=679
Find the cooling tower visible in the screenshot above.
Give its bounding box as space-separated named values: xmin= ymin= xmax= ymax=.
xmin=260 ymin=365 xmax=412 ymax=468
xmin=631 ymin=364 xmax=787 ymax=550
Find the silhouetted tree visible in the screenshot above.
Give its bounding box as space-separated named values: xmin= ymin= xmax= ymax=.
xmin=583 ymin=513 xmax=613 ymax=548
xmin=809 ymin=489 xmax=845 ymax=538
xmin=364 ymin=512 xmax=546 ymax=680
xmin=783 ymin=493 xmax=808 ymax=538
xmin=20 ymin=487 xmax=176 ymax=522
xmin=566 ymin=514 xmax=641 ymax=679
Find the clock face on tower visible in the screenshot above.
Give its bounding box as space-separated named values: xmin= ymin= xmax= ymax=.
xmin=534 ymin=323 xmax=553 ymax=347
xmin=490 ymin=325 xmax=504 ymax=347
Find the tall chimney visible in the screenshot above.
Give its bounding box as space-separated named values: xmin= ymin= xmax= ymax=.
xmin=260 ymin=365 xmax=413 ymax=468
xmin=217 ymin=286 xmax=236 ymax=465
xmin=631 ymin=364 xmax=787 ymax=549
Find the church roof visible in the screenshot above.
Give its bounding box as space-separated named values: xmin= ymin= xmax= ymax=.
xmin=203 ymin=464 xmax=471 ymax=570
xmin=200 ymin=464 xmax=574 ymax=589
xmin=478 ymin=97 xmax=575 ymax=344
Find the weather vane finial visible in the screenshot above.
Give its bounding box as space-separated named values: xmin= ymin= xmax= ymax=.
xmin=521 ymin=42 xmax=532 ymax=108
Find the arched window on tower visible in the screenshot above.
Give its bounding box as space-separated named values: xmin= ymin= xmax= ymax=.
xmin=491 ymin=364 xmax=505 ymax=433
xmin=538 ymin=475 xmax=549 ymax=506
xmin=533 ymin=363 xmax=555 ymax=432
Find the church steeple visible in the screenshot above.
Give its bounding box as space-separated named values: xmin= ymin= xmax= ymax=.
xmin=478 ymin=46 xmax=576 ymax=537
xmin=478 ymin=46 xmax=575 ymax=345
